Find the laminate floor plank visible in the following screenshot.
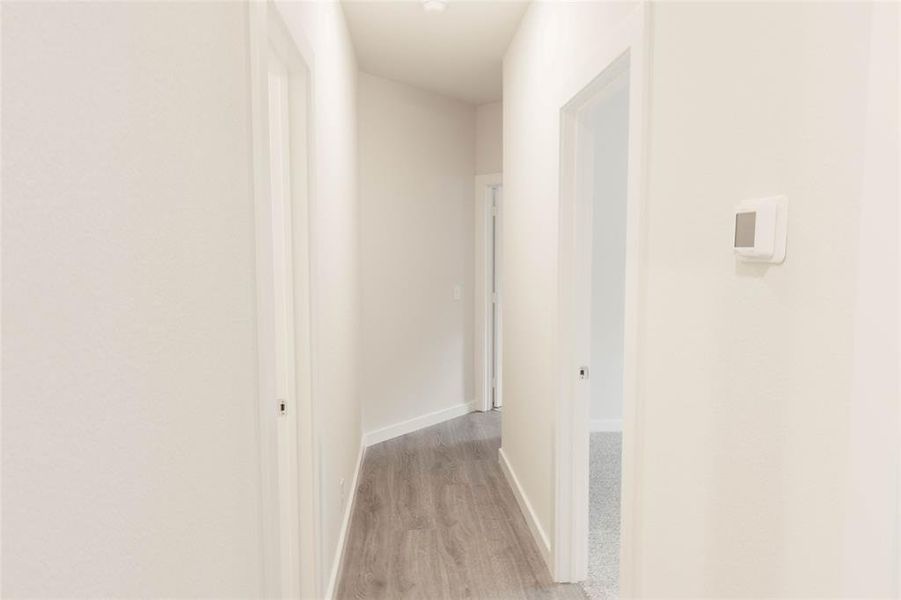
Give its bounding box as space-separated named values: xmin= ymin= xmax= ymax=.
xmin=336 ymin=411 xmax=586 ymax=600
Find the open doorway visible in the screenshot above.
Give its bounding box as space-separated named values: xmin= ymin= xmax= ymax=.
xmin=560 ymin=52 xmax=634 ymax=595
xmin=555 ymin=6 xmax=648 ymax=597
xmin=250 ymin=5 xmax=318 ymax=598
xmin=579 ymin=60 xmax=629 ymax=600
xmin=476 ymin=174 xmax=504 ymax=413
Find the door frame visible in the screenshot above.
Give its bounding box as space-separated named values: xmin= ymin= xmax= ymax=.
xmin=475 ymin=173 xmax=503 ymax=413
xmin=249 ymin=3 xmax=320 ymax=598
xmin=267 ymin=46 xmax=301 ymax=600
xmin=555 ymin=4 xmax=650 ymax=593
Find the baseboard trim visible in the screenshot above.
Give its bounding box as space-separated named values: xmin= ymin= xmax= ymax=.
xmin=324 ymin=438 xmax=365 ymax=600
xmin=363 ymin=401 xmax=475 ymax=447
xmin=498 ymin=447 xmax=553 ymax=569
xmin=590 ymin=418 xmax=623 ymax=432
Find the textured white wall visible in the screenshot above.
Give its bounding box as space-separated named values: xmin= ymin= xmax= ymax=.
xmin=359 ymin=73 xmax=476 ymax=434
xmin=641 ymin=4 xmax=895 ymax=595
xmin=503 ymin=1 xmax=898 ymax=596
xmin=476 ymin=101 xmax=503 ymax=175
xmin=587 ymin=80 xmax=629 ymax=424
xmin=272 ymin=2 xmax=362 ymax=593
xmin=2 ymin=3 xmax=263 ymax=596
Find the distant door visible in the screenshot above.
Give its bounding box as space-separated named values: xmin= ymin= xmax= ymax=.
xmin=489 ymin=185 xmax=502 ymax=409
xmin=268 ymin=49 xmax=301 ymax=600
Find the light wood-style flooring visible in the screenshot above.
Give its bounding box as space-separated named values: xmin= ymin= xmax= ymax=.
xmin=335 ymin=411 xmax=586 ymax=599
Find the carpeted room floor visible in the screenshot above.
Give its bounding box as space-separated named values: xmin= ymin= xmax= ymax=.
xmin=580 ymin=432 xmax=622 ymax=600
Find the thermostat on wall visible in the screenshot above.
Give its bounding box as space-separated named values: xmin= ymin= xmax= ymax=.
xmin=733 ymin=196 xmax=787 ymax=264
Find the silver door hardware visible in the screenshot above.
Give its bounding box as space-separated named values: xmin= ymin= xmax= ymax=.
xmin=278 ymin=400 xmax=287 ymax=415
xmin=578 ymin=367 xmax=589 ymax=380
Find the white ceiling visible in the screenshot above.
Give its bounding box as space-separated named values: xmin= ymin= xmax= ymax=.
xmin=341 ymin=1 xmax=529 ymax=105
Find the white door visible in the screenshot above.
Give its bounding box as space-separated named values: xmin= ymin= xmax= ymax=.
xmin=268 ymin=50 xmax=301 ymax=599
xmin=490 ymin=185 xmax=502 ymax=409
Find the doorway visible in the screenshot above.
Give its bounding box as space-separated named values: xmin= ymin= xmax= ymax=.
xmin=580 ymin=61 xmax=629 ymax=600
xmin=555 ymin=5 xmax=648 ymax=596
xmin=488 ymin=184 xmax=502 ymax=410
xmin=561 ymin=52 xmax=633 ymax=594
xmin=250 ymin=4 xmax=317 ymax=598
xmin=476 ymin=174 xmax=503 ymax=413
xmin=268 ymin=47 xmax=301 ymax=600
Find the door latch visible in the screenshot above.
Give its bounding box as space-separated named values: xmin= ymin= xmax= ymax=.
xmin=578 ymin=366 xmax=589 ymax=380
xmin=278 ymin=400 xmax=287 ymax=415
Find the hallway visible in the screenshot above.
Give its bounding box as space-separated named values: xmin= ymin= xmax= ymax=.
xmin=2 ymin=1 xmax=899 ymax=598
xmin=336 ymin=412 xmax=584 ymax=599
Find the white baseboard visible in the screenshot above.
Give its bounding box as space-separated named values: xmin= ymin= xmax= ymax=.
xmin=590 ymin=418 xmax=623 ymax=432
xmin=498 ymin=447 xmax=553 ymax=569
xmin=362 ymin=401 xmax=475 ymax=447
xmin=324 ymin=438 xmax=365 ymax=600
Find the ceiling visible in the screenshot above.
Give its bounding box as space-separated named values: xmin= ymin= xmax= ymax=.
xmin=341 ymin=1 xmax=529 ymax=105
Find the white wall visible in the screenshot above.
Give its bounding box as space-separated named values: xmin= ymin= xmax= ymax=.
xmin=641 ymin=4 xmax=896 ymax=595
xmin=272 ymin=2 xmax=362 ymax=594
xmin=587 ymin=78 xmax=629 ymax=426
xmin=359 ymin=72 xmax=476 ymax=435
xmin=2 ymin=3 xmax=262 ymax=596
xmin=503 ymin=1 xmax=898 ymax=596
xmin=476 ymin=101 xmax=503 ymax=175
